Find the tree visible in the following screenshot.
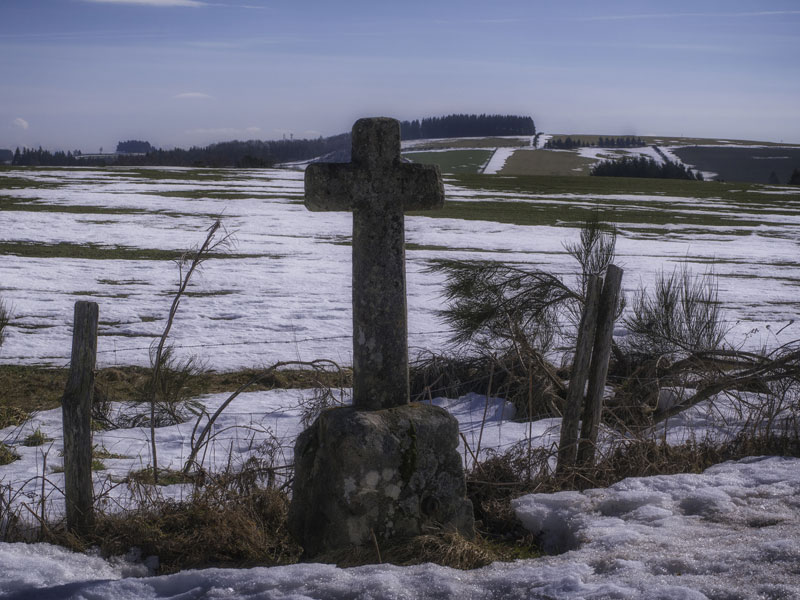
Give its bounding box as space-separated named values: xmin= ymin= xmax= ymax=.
xmin=789 ymin=168 xmax=800 ymax=185
xmin=116 ymin=140 xmax=153 ymax=154
xmin=591 ymin=156 xmax=702 ymax=180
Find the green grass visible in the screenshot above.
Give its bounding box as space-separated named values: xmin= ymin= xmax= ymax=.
xmin=671 ymin=146 xmax=800 ymax=184
xmin=155 ymin=190 xmax=301 ymax=200
xmin=406 ymin=174 xmax=800 ymax=231
xmin=405 ymin=243 xmax=506 ymax=253
xmin=448 ymin=173 xmax=792 ymax=202
xmin=499 ymin=149 xmax=596 ymax=176
xmin=22 ymin=428 xmax=53 ymax=447
xmin=129 ymin=467 xmax=196 ymax=486
xmin=407 ymin=137 xmax=530 ymax=150
xmin=113 ymin=168 xmax=244 ymax=181
xmin=546 ymin=134 xmax=800 ymax=147
xmin=0 ymin=173 xmax=61 ymax=189
xmin=93 ymin=445 xmax=129 ymax=460
xmin=0 ymin=443 xmax=20 ymax=465
xmin=97 ymin=278 xmax=149 ymax=285
xmin=415 ymin=200 xmax=767 ymax=232
xmin=0 ymin=241 xmax=265 ymax=261
xmin=404 ymin=150 xmax=493 ymax=174
xmin=0 ymin=196 xmax=209 ymax=219
xmin=183 ymin=289 xmax=236 ymax=297
xmin=0 ymin=196 xmax=148 ymax=215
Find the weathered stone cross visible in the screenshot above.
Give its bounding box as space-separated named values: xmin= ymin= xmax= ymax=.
xmin=305 ymin=117 xmax=444 ymax=410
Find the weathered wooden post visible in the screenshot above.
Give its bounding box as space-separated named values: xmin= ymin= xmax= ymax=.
xmin=578 ymin=265 xmax=624 ymax=466
xmin=557 ymin=275 xmax=602 ymax=473
xmin=62 ymin=300 xmax=97 ymax=534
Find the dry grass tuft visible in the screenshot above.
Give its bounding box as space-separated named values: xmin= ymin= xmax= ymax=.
xmin=89 ymin=485 xmax=300 ymax=573
xmin=0 ymin=443 xmax=20 ymax=466
xmin=0 ymin=404 xmax=30 ymax=429
xmin=315 ymin=531 xmax=500 ymax=570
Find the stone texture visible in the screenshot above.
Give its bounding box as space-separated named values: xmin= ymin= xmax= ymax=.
xmin=289 ymin=403 xmax=474 ymax=557
xmin=304 ymin=117 xmax=444 ymax=410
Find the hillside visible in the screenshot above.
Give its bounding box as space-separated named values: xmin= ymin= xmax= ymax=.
xmin=403 ymin=134 xmax=800 ymax=184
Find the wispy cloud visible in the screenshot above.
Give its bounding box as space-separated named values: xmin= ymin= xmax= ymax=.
xmin=581 ymin=10 xmax=800 ymax=22
xmin=173 ymin=92 xmax=213 ymax=99
xmin=81 ymin=0 xmax=206 ymax=7
xmin=12 ymin=118 xmax=29 ymax=130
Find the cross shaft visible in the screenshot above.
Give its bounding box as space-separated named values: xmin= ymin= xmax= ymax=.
xmin=304 ymin=118 xmax=444 ymax=410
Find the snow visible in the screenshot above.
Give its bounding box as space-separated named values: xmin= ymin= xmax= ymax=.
xmin=2 ymin=166 xmax=800 ymax=598
xmin=1 ymin=167 xmax=799 ymax=371
xmin=2 ymin=456 xmax=799 ymax=599
xmin=482 ymin=147 xmax=516 ymax=174
xmin=576 ymin=145 xmax=665 ymax=165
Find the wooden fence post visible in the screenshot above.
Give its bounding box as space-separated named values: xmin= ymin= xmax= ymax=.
xmin=62 ymin=300 xmax=98 ymax=535
xmin=557 ymin=275 xmax=602 ymax=473
xmin=578 ymin=265 xmax=624 ymax=466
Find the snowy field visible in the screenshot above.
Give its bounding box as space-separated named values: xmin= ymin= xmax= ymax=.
xmin=2 ymin=386 xmax=799 ymax=599
xmin=3 ymin=454 xmax=800 ymax=598
xmin=2 ymin=166 xmax=800 ymax=598
xmin=1 ymin=166 xmax=799 ymax=370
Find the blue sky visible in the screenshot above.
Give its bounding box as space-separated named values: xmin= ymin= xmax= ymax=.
xmin=2 ymin=0 xmax=799 ymax=151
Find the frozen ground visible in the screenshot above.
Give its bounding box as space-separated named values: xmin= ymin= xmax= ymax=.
xmin=2 ymin=455 xmax=799 ymax=599
xmin=2 ymin=167 xmax=800 ymax=598
xmin=1 ymin=380 xmax=797 ymax=599
xmin=1 ymin=167 xmax=799 ymax=371
xmin=482 ymin=147 xmax=517 ymax=174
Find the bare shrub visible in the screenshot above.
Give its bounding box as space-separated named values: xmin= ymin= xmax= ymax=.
xmin=424 ymin=220 xmax=618 ymax=419
xmin=144 ymin=219 xmax=232 ymax=482
xmin=623 ymin=266 xmax=728 ymax=361
xmin=183 ymin=359 xmax=346 ymax=475
xmin=0 ymin=298 xmax=9 ymax=350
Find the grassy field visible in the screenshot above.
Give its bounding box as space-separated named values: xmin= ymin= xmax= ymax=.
xmin=403 ymin=149 xmax=493 ymax=173
xmin=498 ymin=149 xmax=596 ymax=176
xmin=548 ymin=134 xmax=800 ymax=147
xmin=448 ymin=172 xmax=783 ymax=200
xmin=672 ymin=146 xmax=800 ymax=184
xmin=411 ymin=173 xmax=800 ymax=233
xmin=406 ymin=137 xmax=530 ymax=150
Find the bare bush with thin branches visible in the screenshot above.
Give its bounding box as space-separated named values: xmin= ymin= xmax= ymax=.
xmin=623 ymin=266 xmax=728 ymax=360
xmin=0 ymin=298 xmax=11 ymax=350
xmin=424 ymin=220 xmax=618 ymax=419
xmin=146 ymin=219 xmax=232 ymax=483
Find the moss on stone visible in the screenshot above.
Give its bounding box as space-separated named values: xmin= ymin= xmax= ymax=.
xmin=399 ymin=421 xmax=418 ymax=484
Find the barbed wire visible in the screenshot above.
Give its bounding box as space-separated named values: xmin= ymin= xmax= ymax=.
xmin=1 ymin=329 xmax=455 ymax=362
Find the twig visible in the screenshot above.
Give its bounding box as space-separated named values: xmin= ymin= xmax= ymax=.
xmin=475 ymin=359 xmax=495 ymax=461
xmin=370 ymin=528 xmax=382 ymax=564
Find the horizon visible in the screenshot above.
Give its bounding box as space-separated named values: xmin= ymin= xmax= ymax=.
xmin=2 ymin=0 xmax=799 ymax=152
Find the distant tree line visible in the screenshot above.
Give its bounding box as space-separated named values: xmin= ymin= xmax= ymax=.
xmin=9 ymin=114 xmax=538 ymax=168
xmin=544 ymin=136 xmax=646 ymax=149
xmin=114 ymin=134 xmax=351 ymax=168
xmin=11 ymin=134 xmax=352 ymax=168
xmin=591 ymin=156 xmax=704 ymax=180
xmin=116 ymin=140 xmax=153 ymax=154
xmin=400 ymin=114 xmax=535 ymax=140
xmin=11 ymin=147 xmax=107 ymax=167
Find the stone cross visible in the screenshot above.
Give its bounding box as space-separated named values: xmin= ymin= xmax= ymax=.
xmin=305 ymin=117 xmax=444 ymax=410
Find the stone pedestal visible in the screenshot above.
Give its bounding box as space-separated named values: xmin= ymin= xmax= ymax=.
xmin=288 ymin=403 xmax=474 ymax=557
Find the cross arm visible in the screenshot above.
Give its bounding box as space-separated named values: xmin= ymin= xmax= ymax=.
xmin=397 ymin=163 xmax=445 ymax=211
xmin=304 ymin=163 xmax=358 ymax=212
